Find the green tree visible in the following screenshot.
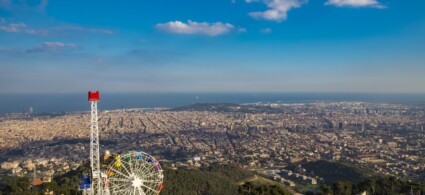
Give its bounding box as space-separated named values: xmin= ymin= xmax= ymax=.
xmin=320 ymin=184 xmax=333 ymax=195
xmin=332 ymin=181 xmax=352 ymax=195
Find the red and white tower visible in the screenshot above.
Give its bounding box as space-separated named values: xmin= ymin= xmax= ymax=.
xmin=85 ymin=91 xmax=162 ymax=195
xmin=88 ymin=91 xmax=102 ymax=195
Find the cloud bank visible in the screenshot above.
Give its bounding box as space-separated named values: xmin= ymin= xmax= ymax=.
xmin=27 ymin=42 xmax=77 ymax=53
xmin=0 ymin=19 xmax=47 ymax=35
xmin=56 ymin=25 xmax=115 ymax=35
xmin=156 ymin=20 xmax=235 ymax=36
xmin=0 ymin=18 xmax=114 ymax=36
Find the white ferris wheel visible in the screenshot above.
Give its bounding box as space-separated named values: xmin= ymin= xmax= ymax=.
xmin=106 ymin=150 xmax=164 ymax=195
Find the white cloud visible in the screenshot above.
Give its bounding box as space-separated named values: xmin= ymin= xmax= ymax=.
xmin=56 ymin=25 xmax=114 ymax=35
xmin=261 ymin=28 xmax=272 ymax=33
xmin=156 ymin=20 xmax=235 ymax=36
xmin=247 ymin=0 xmax=307 ymax=22
xmin=238 ymin=28 xmax=247 ymax=33
xmin=0 ymin=19 xmax=48 ymax=35
xmin=0 ymin=22 xmax=26 ymax=32
xmin=27 ymin=42 xmax=77 ymax=52
xmin=325 ymin=0 xmax=384 ymax=8
xmin=0 ymin=18 xmax=114 ymax=36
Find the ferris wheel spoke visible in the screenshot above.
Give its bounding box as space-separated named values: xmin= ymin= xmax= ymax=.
xmin=137 ymin=186 xmax=146 ymax=195
xmin=134 ymin=163 xmax=149 ymax=178
xmin=139 ymin=162 xmax=154 ymax=175
xmin=141 ymin=184 xmax=158 ymax=194
xmin=120 ymin=161 xmax=133 ymax=176
xmin=124 ymin=186 xmax=135 ymax=195
xmin=133 ymin=163 xmax=150 ymax=178
xmin=139 ymin=163 xmax=153 ymax=177
xmin=142 ymin=173 xmax=156 ymax=181
xmin=108 ymin=177 xmax=131 ymax=182
xmin=143 ymin=180 xmax=162 ymax=184
xmin=127 ymin=156 xmax=136 ymax=174
xmin=143 ymin=171 xmax=157 ymax=178
xmin=111 ymin=181 xmax=130 ymax=191
xmin=122 ymin=159 xmax=135 ymax=176
xmin=133 ymin=160 xmax=145 ymax=175
xmin=110 ymin=167 xmax=131 ymax=179
xmin=136 ymin=160 xmax=150 ymax=176
xmin=112 ymin=185 xmax=132 ymax=195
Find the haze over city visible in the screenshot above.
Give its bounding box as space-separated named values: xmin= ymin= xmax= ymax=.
xmin=1 ymin=0 xmax=425 ymax=93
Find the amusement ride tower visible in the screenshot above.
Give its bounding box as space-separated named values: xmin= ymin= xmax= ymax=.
xmin=88 ymin=91 xmax=102 ymax=194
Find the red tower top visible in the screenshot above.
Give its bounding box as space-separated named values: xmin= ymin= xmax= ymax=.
xmin=88 ymin=91 xmax=100 ymax=102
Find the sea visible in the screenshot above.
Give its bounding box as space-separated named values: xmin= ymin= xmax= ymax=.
xmin=1 ymin=92 xmax=425 ymax=115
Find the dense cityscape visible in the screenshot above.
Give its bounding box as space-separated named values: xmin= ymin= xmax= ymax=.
xmin=2 ymin=0 xmax=425 ymax=193
xmin=1 ymin=101 xmax=424 ymax=192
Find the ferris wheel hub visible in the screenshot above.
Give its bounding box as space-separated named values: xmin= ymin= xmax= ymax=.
xmin=132 ymin=177 xmax=144 ymax=187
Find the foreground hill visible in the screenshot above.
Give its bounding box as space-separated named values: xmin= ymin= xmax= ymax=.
xmin=2 ymin=161 xmax=424 ymax=194
xmin=162 ymin=164 xmax=252 ymax=194
xmin=0 ymin=163 xmax=292 ymax=195
xmin=162 ymin=164 xmax=292 ymax=195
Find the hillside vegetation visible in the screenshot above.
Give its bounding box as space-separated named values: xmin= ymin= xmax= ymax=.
xmin=301 ymin=160 xmax=370 ymax=185
xmin=0 ymin=163 xmax=292 ymax=195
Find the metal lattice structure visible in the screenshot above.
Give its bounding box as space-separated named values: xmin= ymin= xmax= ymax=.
xmin=83 ymin=91 xmax=163 ymax=194
xmin=89 ymin=91 xmax=102 ymax=195
xmin=107 ymin=151 xmax=164 ymax=195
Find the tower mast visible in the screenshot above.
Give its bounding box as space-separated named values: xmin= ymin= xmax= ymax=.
xmin=88 ymin=91 xmax=102 ymax=195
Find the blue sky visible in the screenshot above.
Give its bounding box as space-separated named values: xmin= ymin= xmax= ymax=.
xmin=0 ymin=0 xmax=424 ymax=93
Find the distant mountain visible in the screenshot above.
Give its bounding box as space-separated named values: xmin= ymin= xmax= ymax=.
xmin=170 ymin=103 xmax=242 ymax=112
xmin=170 ymin=103 xmax=282 ymax=113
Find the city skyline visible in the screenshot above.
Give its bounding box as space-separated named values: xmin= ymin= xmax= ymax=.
xmin=1 ymin=0 xmax=425 ymax=93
